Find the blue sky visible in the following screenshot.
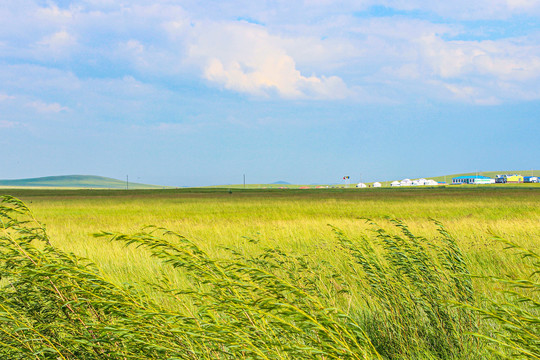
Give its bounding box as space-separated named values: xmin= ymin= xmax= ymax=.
xmin=1 ymin=0 xmax=539 ymax=186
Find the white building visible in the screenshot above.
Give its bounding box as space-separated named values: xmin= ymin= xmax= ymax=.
xmin=390 ymin=181 xmax=400 ymax=187
xmin=356 ymin=183 xmax=367 ymax=188
xmin=425 ymin=179 xmax=438 ymax=186
xmin=373 ymin=182 xmax=382 ymax=187
xmin=400 ymin=179 xmax=412 ymax=186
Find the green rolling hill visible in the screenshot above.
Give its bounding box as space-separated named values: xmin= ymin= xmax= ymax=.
xmin=0 ymin=175 xmax=165 ymax=189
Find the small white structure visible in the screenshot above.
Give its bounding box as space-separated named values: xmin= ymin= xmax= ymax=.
xmin=400 ymin=179 xmax=412 ymax=186
xmin=356 ymin=183 xmax=367 ymax=188
xmin=373 ymin=182 xmax=382 ymax=187
xmin=390 ymin=181 xmax=400 ymax=187
xmin=425 ymin=179 xmax=438 ymax=186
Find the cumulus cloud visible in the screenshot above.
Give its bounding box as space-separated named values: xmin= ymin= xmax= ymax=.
xmin=409 ymin=33 xmax=540 ymax=101
xmin=187 ymin=21 xmax=349 ymax=99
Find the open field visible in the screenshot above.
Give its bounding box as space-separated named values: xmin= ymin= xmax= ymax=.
xmin=1 ymin=186 xmax=539 ymax=358
xmin=2 ymin=186 xmax=539 ymax=289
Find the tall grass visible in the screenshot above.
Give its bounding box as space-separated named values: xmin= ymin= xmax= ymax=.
xmin=0 ymin=196 xmax=379 ymax=359
xmin=333 ymin=219 xmax=477 ymax=359
xmin=468 ymin=238 xmax=540 ymax=359
xmin=0 ymin=195 xmax=538 ymax=359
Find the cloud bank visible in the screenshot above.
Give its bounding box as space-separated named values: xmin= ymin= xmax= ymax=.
xmin=1 ymin=0 xmax=540 ymax=105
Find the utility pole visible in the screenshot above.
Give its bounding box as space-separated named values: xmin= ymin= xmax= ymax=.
xmin=243 ymin=174 xmax=246 ymax=189
xmin=126 ymin=175 xmax=129 ymax=190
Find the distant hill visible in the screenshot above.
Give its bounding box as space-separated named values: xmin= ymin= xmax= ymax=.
xmin=272 ymin=180 xmax=291 ymax=185
xmin=0 ymin=175 xmax=164 ymax=189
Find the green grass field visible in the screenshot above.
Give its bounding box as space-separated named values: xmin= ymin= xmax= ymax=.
xmin=2 ymin=186 xmax=539 ymax=288
xmin=0 ymin=186 xmax=539 ymax=359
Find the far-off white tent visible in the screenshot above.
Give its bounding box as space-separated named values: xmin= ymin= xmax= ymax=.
xmin=373 ymin=182 xmax=382 ymax=187
xmin=425 ymin=179 xmax=438 ymax=186
xmin=391 ymin=181 xmax=400 ymax=187
xmin=356 ymin=183 xmax=367 ymax=188
xmin=400 ymin=179 xmax=412 ymax=186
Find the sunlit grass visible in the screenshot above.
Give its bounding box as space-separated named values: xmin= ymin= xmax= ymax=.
xmin=1 ymin=188 xmax=540 ymax=360
xmin=0 ymin=187 xmax=538 ymax=358
xmin=6 ymin=188 xmax=536 ymax=286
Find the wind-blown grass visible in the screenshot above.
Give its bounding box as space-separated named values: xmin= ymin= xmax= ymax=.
xmin=0 ymin=195 xmax=380 ymax=359
xmin=333 ymin=219 xmax=477 ymax=359
xmin=0 ymin=194 xmax=537 ymax=359
xmin=468 ymin=239 xmax=540 ymax=359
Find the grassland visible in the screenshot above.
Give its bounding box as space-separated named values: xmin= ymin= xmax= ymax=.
xmin=0 ymin=186 xmax=539 ymax=358
xmin=2 ymin=186 xmax=538 ymax=286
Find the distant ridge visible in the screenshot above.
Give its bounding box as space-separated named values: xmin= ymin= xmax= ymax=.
xmin=0 ymin=175 xmax=164 ymax=189
xmin=272 ymin=180 xmax=291 ymax=185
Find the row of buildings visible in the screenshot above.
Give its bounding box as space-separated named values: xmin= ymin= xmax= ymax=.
xmin=452 ymin=174 xmax=538 ymax=185
xmin=390 ymin=178 xmax=439 ymax=187
xmin=356 ymin=174 xmax=538 ymax=188
xmin=356 ymin=178 xmax=440 ymax=188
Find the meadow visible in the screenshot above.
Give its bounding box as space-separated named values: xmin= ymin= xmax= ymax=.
xmin=0 ymin=186 xmax=539 ymax=359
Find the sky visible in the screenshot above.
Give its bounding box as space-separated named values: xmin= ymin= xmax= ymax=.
xmin=1 ymin=0 xmax=539 ymax=186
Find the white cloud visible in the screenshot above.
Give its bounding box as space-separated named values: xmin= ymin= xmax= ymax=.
xmin=341 ymin=16 xmax=540 ymax=103
xmin=417 ymin=35 xmax=540 ymax=80
xmin=2 ymin=1 xmax=540 ymax=105
xmin=36 ymin=30 xmax=77 ymax=56
xmin=27 ymin=101 xmax=69 ymax=113
xmin=0 ymin=93 xmax=15 ymax=101
xmin=506 ymin=0 xmax=539 ymax=9
xmin=35 ymin=4 xmax=74 ymax=21
xmin=187 ymin=21 xmax=349 ymax=99
xmin=0 ymin=120 xmax=19 ymax=128
xmin=441 ymin=83 xmax=500 ymax=105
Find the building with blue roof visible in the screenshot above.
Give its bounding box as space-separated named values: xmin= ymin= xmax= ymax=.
xmin=452 ymin=175 xmax=493 ymax=185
